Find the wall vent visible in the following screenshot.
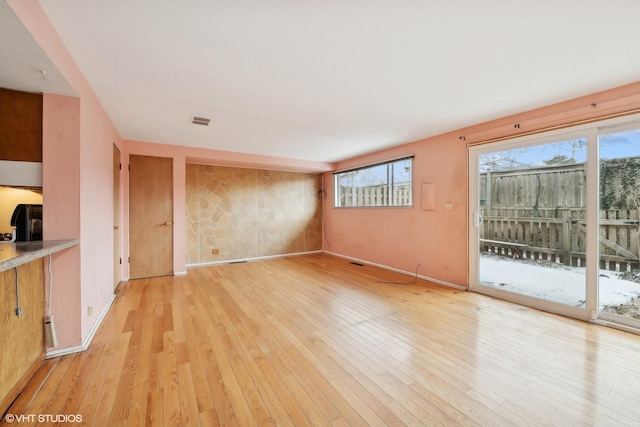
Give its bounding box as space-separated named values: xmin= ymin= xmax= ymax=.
xmin=191 ymin=116 xmax=211 ymax=126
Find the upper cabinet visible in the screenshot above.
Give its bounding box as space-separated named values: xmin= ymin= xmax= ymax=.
xmin=0 ymin=87 xmax=43 ymax=162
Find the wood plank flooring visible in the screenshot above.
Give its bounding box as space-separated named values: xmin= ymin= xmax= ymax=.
xmin=3 ymin=253 xmax=640 ymax=426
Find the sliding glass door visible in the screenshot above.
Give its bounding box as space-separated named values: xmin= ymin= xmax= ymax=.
xmin=598 ymin=124 xmax=640 ymax=329
xmin=471 ymin=117 xmax=640 ymax=328
xmin=470 ymin=131 xmax=595 ymax=319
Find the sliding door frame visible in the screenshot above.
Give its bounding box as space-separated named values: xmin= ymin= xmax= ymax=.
xmin=469 ymin=127 xmax=598 ymax=321
xmin=593 ymin=119 xmax=640 ymax=331
xmin=470 ymin=113 xmax=640 ymax=328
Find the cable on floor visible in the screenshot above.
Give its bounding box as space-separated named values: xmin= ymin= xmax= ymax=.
xmin=376 ymin=263 xmax=421 ymax=285
xmin=318 ymin=177 xmax=333 ymax=256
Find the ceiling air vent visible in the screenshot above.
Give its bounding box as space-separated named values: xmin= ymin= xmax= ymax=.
xmin=191 ymin=116 xmax=210 ymax=126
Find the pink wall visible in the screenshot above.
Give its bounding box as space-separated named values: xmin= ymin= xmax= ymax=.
xmin=324 ymin=138 xmax=468 ymax=285
xmin=78 ymin=95 xmax=123 ymax=339
xmin=325 ymin=81 xmax=640 ymax=287
xmin=10 ymin=0 xmax=123 ymax=348
xmin=42 ymin=94 xmax=81 ymax=347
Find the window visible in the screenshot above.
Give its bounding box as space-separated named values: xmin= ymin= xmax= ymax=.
xmin=333 ymin=156 xmax=413 ymax=207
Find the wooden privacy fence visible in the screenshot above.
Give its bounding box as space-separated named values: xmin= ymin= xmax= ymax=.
xmin=338 ymin=183 xmax=411 ymax=207
xmin=479 ymin=158 xmax=640 ymax=272
xmin=480 ymin=207 xmax=640 ymax=271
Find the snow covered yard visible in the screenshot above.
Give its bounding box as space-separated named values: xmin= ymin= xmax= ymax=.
xmin=479 ymin=255 xmax=640 ymax=314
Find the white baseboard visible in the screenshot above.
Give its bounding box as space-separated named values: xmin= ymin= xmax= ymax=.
xmin=45 ymin=292 xmax=117 ymax=359
xmin=186 ymin=250 xmax=323 ymax=269
xmin=325 ymin=251 xmax=467 ymax=291
xmin=174 ymin=271 xmax=187 ymax=276
xmin=46 ymin=343 xmax=84 ymax=359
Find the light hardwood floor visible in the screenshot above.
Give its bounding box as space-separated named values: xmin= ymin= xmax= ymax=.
xmin=4 ymin=253 xmax=640 ymax=426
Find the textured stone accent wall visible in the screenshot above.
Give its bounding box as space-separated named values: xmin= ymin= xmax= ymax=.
xmin=186 ymin=164 xmax=322 ymax=264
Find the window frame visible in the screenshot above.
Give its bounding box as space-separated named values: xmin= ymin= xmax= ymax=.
xmin=333 ymin=155 xmax=414 ymax=208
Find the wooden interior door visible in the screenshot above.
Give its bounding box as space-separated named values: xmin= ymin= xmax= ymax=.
xmin=113 ymin=144 xmax=122 ymax=289
xmin=129 ymin=155 xmax=173 ymax=279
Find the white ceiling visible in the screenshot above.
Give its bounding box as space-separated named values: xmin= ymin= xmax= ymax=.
xmin=14 ymin=1 xmax=640 ymax=162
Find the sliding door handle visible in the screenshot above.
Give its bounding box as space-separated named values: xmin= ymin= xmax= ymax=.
xmin=474 ymin=212 xmax=483 ymax=227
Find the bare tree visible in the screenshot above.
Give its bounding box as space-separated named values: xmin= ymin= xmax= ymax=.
xmin=543 ymin=154 xmax=575 ymax=165
xmin=479 ymin=151 xmax=532 ymax=171
xmin=547 ymin=139 xmax=586 ymax=162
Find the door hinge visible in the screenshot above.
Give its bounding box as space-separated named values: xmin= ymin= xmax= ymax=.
xmin=128 ymin=256 xmax=131 ymax=263
xmin=128 ymin=164 xmax=131 ymax=171
xmin=119 ymin=257 xmax=122 ymax=265
xmin=119 ymin=163 xmax=122 ymax=170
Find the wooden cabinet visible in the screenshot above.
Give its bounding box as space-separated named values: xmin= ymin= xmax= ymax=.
xmin=0 ymin=259 xmax=45 ymax=415
xmin=0 ymin=87 xmax=43 ymax=162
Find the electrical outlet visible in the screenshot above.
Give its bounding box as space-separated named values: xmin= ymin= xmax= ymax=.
xmin=87 ymin=306 xmax=93 ymax=316
xmin=212 ymin=249 xmax=220 ymax=255
xmin=444 ymin=203 xmax=453 ymax=210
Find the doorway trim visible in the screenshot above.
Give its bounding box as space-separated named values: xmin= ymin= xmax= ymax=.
xmin=113 ymin=144 xmax=122 ymax=289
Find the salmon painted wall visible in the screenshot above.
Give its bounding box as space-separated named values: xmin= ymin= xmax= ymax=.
xmin=10 ymin=1 xmax=123 ymax=348
xmin=42 ymin=93 xmax=81 ymax=348
xmin=324 ymin=138 xmax=468 ymax=286
xmin=78 ymin=95 xmax=123 ymax=339
xmin=122 ymin=139 xmax=332 ymax=278
xmin=324 ymin=81 xmax=640 ymax=288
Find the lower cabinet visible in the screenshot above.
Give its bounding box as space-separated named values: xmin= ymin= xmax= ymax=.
xmin=0 ymin=259 xmax=45 ymax=415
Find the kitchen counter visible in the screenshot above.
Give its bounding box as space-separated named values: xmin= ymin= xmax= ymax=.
xmin=0 ymin=240 xmax=78 ymax=272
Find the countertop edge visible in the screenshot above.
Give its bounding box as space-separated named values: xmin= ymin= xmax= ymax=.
xmin=0 ymin=240 xmax=79 ymax=273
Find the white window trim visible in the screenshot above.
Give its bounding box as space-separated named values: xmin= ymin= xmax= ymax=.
xmin=333 ymin=156 xmax=414 ymax=208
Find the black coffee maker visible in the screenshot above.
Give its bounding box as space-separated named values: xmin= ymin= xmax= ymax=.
xmin=10 ymin=204 xmax=43 ymax=241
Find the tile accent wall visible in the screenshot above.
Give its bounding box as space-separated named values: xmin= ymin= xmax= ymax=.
xmin=186 ymin=164 xmax=322 ymax=264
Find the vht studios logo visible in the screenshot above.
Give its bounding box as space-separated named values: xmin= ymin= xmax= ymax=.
xmin=4 ymin=413 xmax=83 ymax=423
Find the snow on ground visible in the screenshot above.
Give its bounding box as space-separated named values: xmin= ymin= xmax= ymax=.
xmin=480 ymin=255 xmax=640 ymax=307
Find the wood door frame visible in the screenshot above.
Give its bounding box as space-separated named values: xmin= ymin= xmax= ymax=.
xmin=113 ymin=144 xmax=122 ymax=289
